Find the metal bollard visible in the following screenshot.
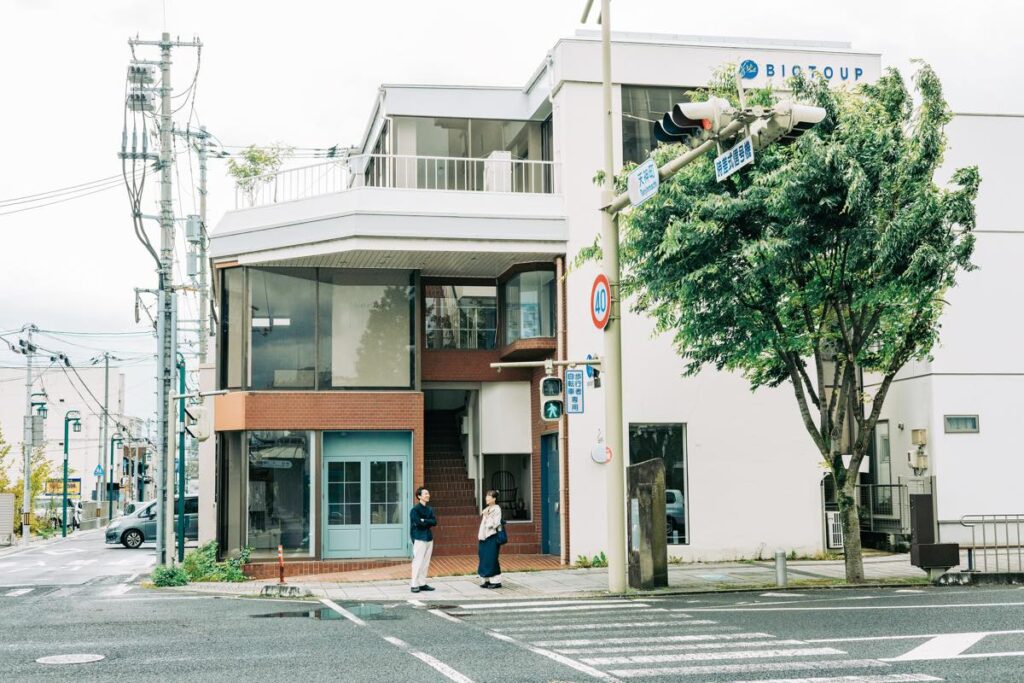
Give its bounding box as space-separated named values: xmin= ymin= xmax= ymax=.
xmin=278 ymin=544 xmax=286 ymax=585
xmin=775 ymin=550 xmax=788 ymax=588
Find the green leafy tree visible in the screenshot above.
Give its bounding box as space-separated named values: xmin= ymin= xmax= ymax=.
xmin=600 ymin=64 xmax=978 ymax=581
xmin=0 ymin=425 xmax=12 ymax=493
xmin=226 ymin=143 xmax=293 ymax=206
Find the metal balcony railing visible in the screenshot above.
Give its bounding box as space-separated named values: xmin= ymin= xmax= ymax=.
xmin=235 ymin=154 xmax=559 ymax=209
xmin=960 ymin=514 xmax=1024 ymax=573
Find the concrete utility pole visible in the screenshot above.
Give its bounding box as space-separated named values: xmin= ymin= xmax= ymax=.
xmin=20 ymin=325 xmax=37 ymax=545
xmin=197 ymin=126 xmax=210 ymax=364
xmin=100 ymin=352 xmax=110 ymax=511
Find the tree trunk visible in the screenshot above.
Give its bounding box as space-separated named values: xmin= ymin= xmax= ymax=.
xmin=838 ymin=480 xmax=865 ymax=583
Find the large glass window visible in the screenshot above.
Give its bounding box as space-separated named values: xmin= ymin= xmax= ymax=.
xmin=504 ymin=271 xmax=556 ymax=344
xmin=484 ymin=453 xmax=531 ymax=521
xmin=220 ymin=268 xmax=244 ymax=389
xmin=629 ymin=423 xmax=689 ymax=545
xmin=248 ymin=268 xmax=317 ymax=390
xmin=247 ymin=431 xmax=312 ymax=555
xmin=317 ymin=270 xmax=414 ymax=389
xmin=621 ymin=86 xmax=693 ymax=166
xmin=424 ymin=283 xmax=497 ymax=350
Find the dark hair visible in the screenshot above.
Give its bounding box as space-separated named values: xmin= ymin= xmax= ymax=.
xmin=415 ymin=486 xmax=428 ymax=500
xmin=485 ymin=490 xmax=499 ymax=502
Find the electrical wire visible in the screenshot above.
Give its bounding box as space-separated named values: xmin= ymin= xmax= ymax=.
xmin=0 ymin=173 xmax=139 ymax=207
xmin=0 ymin=177 xmax=142 ymax=217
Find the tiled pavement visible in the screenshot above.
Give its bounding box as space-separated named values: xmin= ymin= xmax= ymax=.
xmin=169 ymin=553 xmax=926 ymax=601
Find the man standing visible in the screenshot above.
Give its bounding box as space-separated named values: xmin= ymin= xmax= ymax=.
xmin=410 ymin=486 xmax=437 ymax=593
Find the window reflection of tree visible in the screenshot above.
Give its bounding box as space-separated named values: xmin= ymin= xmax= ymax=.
xmin=354 ymin=285 xmax=413 ymax=386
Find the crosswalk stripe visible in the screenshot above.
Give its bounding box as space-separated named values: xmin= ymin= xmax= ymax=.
xmin=480 ymin=608 xmax=670 ymax=623
xmin=582 ymin=647 xmax=845 ymax=666
xmin=555 ymin=640 xmax=801 ymax=655
xmin=534 ymin=633 xmax=774 ymax=647
xmin=609 ymin=659 xmax=889 ymax=678
xmin=4 ymin=588 xmax=32 ymax=597
xmin=458 ymin=599 xmax=638 ymax=610
xmin=498 ymin=620 xmax=718 ymax=634
xmin=455 ymin=603 xmax=655 ymax=615
xmin=723 ymin=675 xmax=942 ymax=683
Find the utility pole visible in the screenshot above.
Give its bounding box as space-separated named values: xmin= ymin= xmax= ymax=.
xmin=197 ymin=126 xmax=210 ymax=365
xmin=127 ymin=32 xmax=200 ymax=566
xmin=96 ymin=352 xmax=111 ymax=513
xmin=19 ymin=326 xmax=37 ymax=545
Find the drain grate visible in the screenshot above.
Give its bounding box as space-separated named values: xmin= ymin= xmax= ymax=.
xmin=36 ymin=654 xmax=105 ymax=665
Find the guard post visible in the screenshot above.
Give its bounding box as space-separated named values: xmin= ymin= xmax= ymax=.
xmin=626 ymin=458 xmax=668 ymax=590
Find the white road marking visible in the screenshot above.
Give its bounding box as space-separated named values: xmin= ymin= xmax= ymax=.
xmin=555 ymin=640 xmax=802 ymax=655
xmin=430 ymin=608 xmax=463 ymax=623
xmin=882 ymin=633 xmax=986 ymax=662
xmin=487 ymin=631 xmax=621 ymax=682
xmin=724 ymin=675 xmax=941 ymax=683
xmin=582 ymin=647 xmax=845 ymax=666
xmin=533 ymin=633 xmax=774 ymax=647
xmin=462 ymin=603 xmax=654 ymax=614
xmin=319 ymin=598 xmax=367 ymax=626
xmin=609 ymin=658 xmax=889 ymax=678
xmin=458 ymin=599 xmax=640 ymax=610
xmin=104 ymin=584 xmax=132 ymax=597
xmin=760 ymin=592 xmax=803 ymax=598
xmin=498 ymin=620 xmax=717 ymax=633
xmin=4 ymin=588 xmax=32 ymax=597
xmin=894 ymin=589 xmax=925 ymax=594
xmin=407 ymin=598 xmax=426 ymax=607
xmin=126 ymin=573 xmax=139 ymax=582
xmin=806 ymin=629 xmax=1024 ymax=644
xmin=383 ymin=636 xmax=475 ymax=683
xmin=677 ymin=601 xmax=1024 ymax=612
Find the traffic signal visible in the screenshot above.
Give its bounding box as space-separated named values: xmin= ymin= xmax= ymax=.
xmin=749 ymin=102 xmax=827 ymax=150
xmin=654 ymin=96 xmax=736 ymax=147
xmin=539 ymin=376 xmax=564 ymax=422
xmin=184 ymin=403 xmax=211 ymax=442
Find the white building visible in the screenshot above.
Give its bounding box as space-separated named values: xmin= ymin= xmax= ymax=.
xmin=203 ymin=30 xmax=1012 ymax=571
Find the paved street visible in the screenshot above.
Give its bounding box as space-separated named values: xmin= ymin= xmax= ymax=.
xmin=3 ymin=567 xmax=1024 ymax=682
xmin=0 ymin=529 xmax=154 ymax=589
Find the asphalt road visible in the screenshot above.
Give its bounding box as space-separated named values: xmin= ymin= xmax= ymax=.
xmin=0 ymin=528 xmax=154 ymax=587
xmin=3 ymin=552 xmax=1024 ymax=683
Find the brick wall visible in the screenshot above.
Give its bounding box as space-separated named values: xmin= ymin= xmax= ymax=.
xmin=422 ymin=349 xmax=533 ymax=383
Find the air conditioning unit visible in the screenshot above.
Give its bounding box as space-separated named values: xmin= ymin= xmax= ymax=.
xmin=908 ymin=449 xmax=928 ymax=471
xmin=825 ymin=511 xmax=844 ymax=549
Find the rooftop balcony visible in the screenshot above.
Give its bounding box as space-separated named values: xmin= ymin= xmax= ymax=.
xmin=235 ymin=153 xmax=559 ymax=209
xmin=213 ymin=153 xmax=566 ymax=278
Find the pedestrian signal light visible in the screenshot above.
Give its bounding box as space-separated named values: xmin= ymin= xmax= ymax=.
xmin=539 ymin=376 xmax=564 ymax=423
xmin=184 ymin=404 xmax=211 ymax=442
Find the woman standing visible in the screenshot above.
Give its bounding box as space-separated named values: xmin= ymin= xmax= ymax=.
xmin=477 ymin=490 xmax=503 ymax=589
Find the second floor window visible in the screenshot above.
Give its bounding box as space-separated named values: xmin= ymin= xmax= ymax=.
xmin=424 ymin=283 xmax=497 ymax=350
xmin=504 ymin=271 xmax=555 ymax=343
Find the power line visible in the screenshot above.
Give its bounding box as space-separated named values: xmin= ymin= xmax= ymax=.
xmin=0 ymin=172 xmax=141 ymax=207
xmin=0 ymin=174 xmax=146 ymax=217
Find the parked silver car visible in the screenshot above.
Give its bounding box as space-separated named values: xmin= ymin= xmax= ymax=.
xmin=666 ymin=489 xmax=686 ymax=542
xmin=104 ymin=497 xmax=198 ymax=549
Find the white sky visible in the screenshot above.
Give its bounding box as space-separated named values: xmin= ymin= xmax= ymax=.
xmin=1 ymin=0 xmax=1019 ymax=420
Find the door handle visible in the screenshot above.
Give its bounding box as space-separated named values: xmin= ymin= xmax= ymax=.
xmin=554 ymin=502 xmax=559 ymax=513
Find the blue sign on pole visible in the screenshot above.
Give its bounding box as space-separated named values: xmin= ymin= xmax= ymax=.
xmin=565 ymin=369 xmax=584 ymax=415
xmin=585 ymin=353 xmax=595 ymax=378
xmin=93 ymin=464 xmax=104 ymax=477
xmin=627 ymin=158 xmax=660 ymax=207
xmin=714 ymin=136 xmax=755 ymax=182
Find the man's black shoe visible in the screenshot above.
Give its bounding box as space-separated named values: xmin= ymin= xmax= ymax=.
xmin=410 ymin=587 xmax=421 ymax=593
xmin=419 ymin=585 xmax=435 ymax=591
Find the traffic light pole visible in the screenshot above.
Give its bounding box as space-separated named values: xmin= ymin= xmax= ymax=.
xmin=177 ymin=354 xmax=186 ymax=563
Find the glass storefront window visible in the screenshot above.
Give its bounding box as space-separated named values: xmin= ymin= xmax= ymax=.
xmin=504 ymin=271 xmax=555 ymax=344
xmin=424 ymin=283 xmax=497 ymax=350
xmin=247 ymin=431 xmax=312 ymax=555
xmin=621 ymin=85 xmax=693 ymax=166
xmin=317 ymin=269 xmax=414 ymax=388
xmin=248 ymin=268 xmax=317 ymax=390
xmin=483 ymin=453 xmax=531 ymax=521
xmin=220 ymin=268 xmax=244 ymax=389
xmin=629 ymin=423 xmax=689 ymax=545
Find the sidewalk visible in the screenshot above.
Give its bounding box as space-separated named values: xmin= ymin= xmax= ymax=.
xmin=170 ymin=553 xmax=926 ymax=601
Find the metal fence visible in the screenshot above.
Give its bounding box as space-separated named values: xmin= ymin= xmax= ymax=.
xmin=236 ymin=154 xmax=559 ymax=209
xmin=857 ymin=483 xmax=912 ymax=535
xmin=960 ymin=514 xmax=1024 ymax=573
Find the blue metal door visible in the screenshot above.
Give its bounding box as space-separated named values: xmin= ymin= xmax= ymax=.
xmin=541 ymin=433 xmax=560 ymax=556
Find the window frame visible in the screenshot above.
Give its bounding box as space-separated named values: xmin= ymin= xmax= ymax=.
xmin=944 ymin=415 xmax=980 ymax=434
xmin=628 ymin=422 xmax=690 ymax=546
xmin=421 ymin=276 xmax=499 ymax=351
xmin=498 ymin=264 xmax=557 ymax=346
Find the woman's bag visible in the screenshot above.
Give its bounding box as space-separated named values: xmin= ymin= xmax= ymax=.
xmin=495 ymin=519 xmax=508 ymax=546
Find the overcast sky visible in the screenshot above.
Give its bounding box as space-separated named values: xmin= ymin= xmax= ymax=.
xmin=1 ymin=0 xmax=1019 ymax=419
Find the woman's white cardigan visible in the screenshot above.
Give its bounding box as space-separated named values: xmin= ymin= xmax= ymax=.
xmin=478 ymin=504 xmax=502 ymax=541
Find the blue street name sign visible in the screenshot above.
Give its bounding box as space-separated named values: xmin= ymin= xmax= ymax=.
xmin=565 ymin=369 xmax=584 ymax=415
xmin=714 ymin=136 xmax=755 ymax=182
xmin=627 ymin=157 xmax=660 ymax=207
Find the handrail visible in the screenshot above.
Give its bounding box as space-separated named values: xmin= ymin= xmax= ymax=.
xmin=235 ymin=154 xmax=560 ymax=208
xmin=959 ymin=513 xmax=1024 ymax=572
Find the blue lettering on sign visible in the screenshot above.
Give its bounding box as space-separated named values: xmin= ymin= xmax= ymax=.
xmin=566 ymin=369 xmax=585 ymax=414
xmin=595 ymin=287 xmax=607 ymax=316
xmin=745 ymin=60 xmax=866 ymax=82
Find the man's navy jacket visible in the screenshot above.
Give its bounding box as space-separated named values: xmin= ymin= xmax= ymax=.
xmin=410 ymin=503 xmax=437 ymax=542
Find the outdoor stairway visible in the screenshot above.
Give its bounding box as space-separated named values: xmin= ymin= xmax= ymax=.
xmin=423 ymin=411 xmax=538 ymax=556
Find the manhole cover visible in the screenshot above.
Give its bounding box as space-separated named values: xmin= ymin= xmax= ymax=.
xmin=36 ymin=654 xmax=105 ymax=665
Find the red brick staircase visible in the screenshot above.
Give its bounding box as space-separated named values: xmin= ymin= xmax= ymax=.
xmin=424 ymin=410 xmax=539 ymax=556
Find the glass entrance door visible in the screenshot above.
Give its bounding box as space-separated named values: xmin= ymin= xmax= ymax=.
xmin=322 ymin=432 xmax=412 ymax=559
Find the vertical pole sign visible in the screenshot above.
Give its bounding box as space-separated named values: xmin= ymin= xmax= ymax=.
xmin=565 ymin=369 xmax=584 ymax=414
xmin=591 ymin=273 xmax=611 ymax=330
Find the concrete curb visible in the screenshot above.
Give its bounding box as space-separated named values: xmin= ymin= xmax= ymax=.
xmin=934 ymin=571 xmax=1024 ymax=587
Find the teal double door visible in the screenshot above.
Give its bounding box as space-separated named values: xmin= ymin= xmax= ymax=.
xmin=322 ymin=431 xmax=412 ymax=559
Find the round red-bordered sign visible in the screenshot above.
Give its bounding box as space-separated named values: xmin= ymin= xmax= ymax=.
xmin=591 ymin=274 xmax=611 ymax=330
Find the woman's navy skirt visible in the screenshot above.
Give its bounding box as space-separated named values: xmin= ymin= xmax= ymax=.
xmin=477 ymin=534 xmax=502 ymax=578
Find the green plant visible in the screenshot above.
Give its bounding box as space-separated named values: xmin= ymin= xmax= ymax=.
xmin=181 ymin=541 xmax=252 ymax=582
xmin=574 ymin=554 xmax=593 ymax=569
xmin=152 ymin=565 xmax=188 ymax=587
xmin=227 ymin=143 xmax=293 ymax=205
xmin=591 ymin=552 xmax=608 ymax=568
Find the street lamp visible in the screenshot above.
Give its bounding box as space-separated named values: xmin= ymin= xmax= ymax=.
xmin=109 ymin=434 xmax=124 ymax=521
xmin=62 ymin=410 xmax=82 ymax=537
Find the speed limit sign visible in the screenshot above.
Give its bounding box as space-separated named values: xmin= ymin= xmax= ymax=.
xmin=591 ymin=274 xmax=611 ymax=330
